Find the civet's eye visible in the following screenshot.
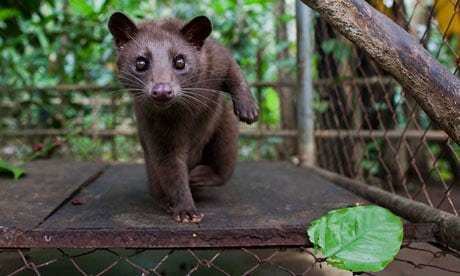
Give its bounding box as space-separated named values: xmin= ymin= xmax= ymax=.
xmin=135 ymin=56 xmax=149 ymax=72
xmin=173 ymin=55 xmax=186 ymax=70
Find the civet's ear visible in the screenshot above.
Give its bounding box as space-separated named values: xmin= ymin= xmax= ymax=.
xmin=180 ymin=16 xmax=212 ymax=49
xmin=108 ymin=12 xmax=138 ymax=48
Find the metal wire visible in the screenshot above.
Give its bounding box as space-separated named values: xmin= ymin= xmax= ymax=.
xmin=2 ymin=246 xmax=460 ymax=275
xmin=314 ymin=0 xmax=460 ymax=217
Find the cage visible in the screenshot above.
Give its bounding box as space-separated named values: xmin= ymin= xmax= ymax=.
xmin=0 ymin=0 xmax=459 ymax=275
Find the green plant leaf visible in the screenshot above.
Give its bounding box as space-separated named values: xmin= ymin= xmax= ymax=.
xmin=69 ymin=0 xmax=94 ymax=16
xmin=0 ymin=8 xmax=20 ymax=21
xmin=0 ymin=160 xmax=25 ymax=180
xmin=307 ymin=205 xmax=403 ymax=272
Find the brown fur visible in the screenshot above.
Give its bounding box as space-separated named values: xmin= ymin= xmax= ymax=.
xmin=108 ymin=13 xmax=258 ymax=223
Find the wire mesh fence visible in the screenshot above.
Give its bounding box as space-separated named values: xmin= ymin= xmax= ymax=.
xmin=1 ymin=0 xmax=460 ymax=275
xmin=313 ymin=0 xmax=460 ymax=215
xmin=310 ymin=1 xmax=460 ymax=273
xmin=3 ymin=248 xmax=323 ymax=276
xmin=2 ymin=244 xmax=460 ymax=276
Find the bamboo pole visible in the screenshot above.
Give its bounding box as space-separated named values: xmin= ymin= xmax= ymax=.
xmin=299 ymin=0 xmax=460 ymax=143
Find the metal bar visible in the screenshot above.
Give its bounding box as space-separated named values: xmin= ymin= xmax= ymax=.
xmin=314 ymin=129 xmax=449 ymax=140
xmin=0 ymin=129 xmax=298 ymax=138
xmin=110 ymin=95 xmax=118 ymax=161
xmin=0 ymin=223 xmax=434 ymax=249
xmin=0 ymin=226 xmax=308 ymax=249
xmin=0 ymin=129 xmax=450 ymax=140
xmin=255 ymin=47 xmax=265 ymax=159
xmin=296 ymin=0 xmax=315 ymax=166
xmin=0 ymin=77 xmax=395 ymax=93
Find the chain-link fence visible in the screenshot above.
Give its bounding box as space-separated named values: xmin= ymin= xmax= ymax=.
xmin=1 ymin=0 xmax=460 ymax=275
xmin=2 ymin=244 xmax=460 ymax=275
xmin=313 ymin=0 xmax=460 ymax=215
xmin=311 ymin=0 xmax=460 ymax=274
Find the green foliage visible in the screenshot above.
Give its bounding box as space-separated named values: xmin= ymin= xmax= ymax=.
xmin=67 ymin=136 xmax=104 ymax=160
xmin=426 ymin=27 xmax=459 ymax=73
xmin=0 ymin=0 xmax=296 ymax=161
xmin=3 ymin=0 xmax=456 ymax=180
xmin=435 ymin=159 xmax=454 ymax=182
xmin=28 ymin=138 xmax=62 ymax=161
xmin=0 ymin=8 xmax=20 ymax=21
xmin=308 ymin=205 xmax=403 ymax=272
xmin=429 ymin=143 xmax=455 ymax=182
xmin=259 ymin=88 xmax=280 ymax=126
xmin=312 ymin=93 xmax=329 ymax=113
xmin=320 ymin=39 xmax=352 ymax=64
xmin=69 ymin=0 xmax=95 ymax=16
xmin=0 ymin=160 xmax=25 ymax=180
xmin=239 ymin=137 xmax=283 ymax=160
xmin=361 ymin=140 xmax=382 ymax=177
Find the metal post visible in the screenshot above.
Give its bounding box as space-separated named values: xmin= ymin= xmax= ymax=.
xmin=296 ymin=0 xmax=315 ymax=166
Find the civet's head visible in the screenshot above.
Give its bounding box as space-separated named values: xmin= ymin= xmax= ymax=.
xmin=108 ymin=12 xmax=212 ymax=108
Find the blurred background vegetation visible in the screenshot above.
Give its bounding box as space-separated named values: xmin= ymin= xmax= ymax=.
xmin=0 ymin=0 xmax=298 ymax=162
xmin=0 ymin=0 xmax=459 ymax=190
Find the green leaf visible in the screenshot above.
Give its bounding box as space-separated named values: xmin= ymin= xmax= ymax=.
xmin=308 ymin=205 xmax=403 ymax=272
xmin=69 ymin=0 xmax=94 ymax=16
xmin=320 ymin=39 xmax=352 ymax=63
xmin=0 ymin=8 xmax=20 ymax=21
xmin=260 ymin=88 xmax=280 ymax=126
xmin=0 ymin=160 xmax=25 ymax=180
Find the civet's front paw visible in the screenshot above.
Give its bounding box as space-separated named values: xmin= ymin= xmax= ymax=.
xmin=172 ymin=206 xmax=204 ymax=223
xmin=234 ymin=98 xmax=259 ymax=124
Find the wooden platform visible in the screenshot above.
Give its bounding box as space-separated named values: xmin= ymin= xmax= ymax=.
xmin=0 ymin=160 xmax=366 ymax=248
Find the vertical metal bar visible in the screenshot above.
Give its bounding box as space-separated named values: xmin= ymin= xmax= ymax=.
xmin=296 ymin=0 xmax=315 ymax=166
xmin=110 ymin=95 xmax=118 ymax=161
xmin=255 ymin=47 xmax=264 ymax=160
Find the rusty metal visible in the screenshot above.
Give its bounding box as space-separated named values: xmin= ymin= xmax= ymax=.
xmin=2 ymin=129 xmax=450 ymax=142
xmin=0 ymin=223 xmax=439 ymax=249
xmin=0 ymin=226 xmax=309 ymax=249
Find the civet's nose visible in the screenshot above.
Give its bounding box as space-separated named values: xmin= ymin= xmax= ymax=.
xmin=150 ymin=83 xmax=173 ymax=102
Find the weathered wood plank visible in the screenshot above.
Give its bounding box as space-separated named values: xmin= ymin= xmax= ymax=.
xmin=0 ymin=161 xmax=366 ymax=248
xmin=0 ymin=160 xmax=106 ymax=229
xmin=42 ymin=162 xmax=365 ymax=229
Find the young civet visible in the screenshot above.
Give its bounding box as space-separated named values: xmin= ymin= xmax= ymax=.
xmin=108 ymin=13 xmax=259 ymax=223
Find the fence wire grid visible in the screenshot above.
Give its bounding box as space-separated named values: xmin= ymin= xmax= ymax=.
xmin=314 ymin=1 xmax=460 ymax=216
xmin=1 ymin=0 xmax=460 ymax=275
xmin=2 ymin=243 xmax=460 ymax=276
